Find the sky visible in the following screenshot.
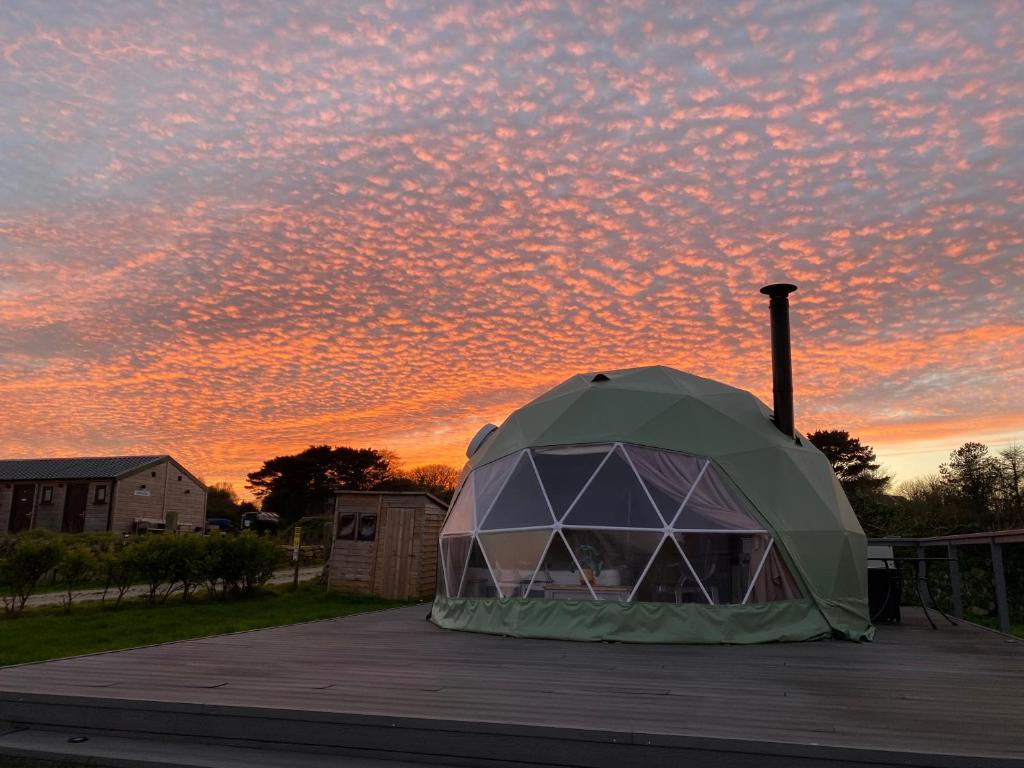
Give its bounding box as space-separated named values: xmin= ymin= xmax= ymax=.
xmin=1 ymin=0 xmax=1022 ymax=496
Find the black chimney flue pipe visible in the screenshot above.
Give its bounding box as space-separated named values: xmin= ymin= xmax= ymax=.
xmin=760 ymin=283 xmax=798 ymax=439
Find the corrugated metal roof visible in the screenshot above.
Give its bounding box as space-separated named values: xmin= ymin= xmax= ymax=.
xmin=0 ymin=456 xmax=166 ymax=482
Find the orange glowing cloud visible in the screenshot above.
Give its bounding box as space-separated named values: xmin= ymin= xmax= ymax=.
xmin=0 ymin=0 xmax=1022 ymax=493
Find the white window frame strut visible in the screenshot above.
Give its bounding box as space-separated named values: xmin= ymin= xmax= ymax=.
xmin=558 ymin=444 xmax=614 ymax=522
xmin=439 ymin=472 xmax=476 ymax=537
xmin=444 ymin=533 xmax=475 ymax=599
xmin=562 ymin=443 xmax=663 ymax=529
xmin=667 ymin=459 xmax=710 ymax=529
xmin=560 ymin=523 xmax=664 ymax=532
xmin=475 ymin=450 xmax=528 ymax=531
xmin=524 ymin=530 xmax=557 ymax=597
xmin=439 ymin=536 xmax=451 ymax=598
xmin=674 ymin=528 xmax=769 ymax=534
xmin=477 ymin=524 xmax=563 ymax=535
xmin=527 ymin=449 xmax=558 ymax=525
xmin=478 ymin=528 xmax=555 ymax=599
xmin=437 ymin=476 xmax=468 ymax=532
xmin=557 ymin=528 xmax=598 ymax=600
xmin=440 ymin=441 xmax=789 ymax=607
xmin=560 ymin=525 xmax=664 ymax=602
xmin=456 ymin=541 xmax=474 ymax=598
xmin=669 ymin=533 xmax=715 ymax=605
xmin=741 ymin=538 xmax=775 ymax=605
xmin=621 ymin=442 xmax=672 ymax=528
xmin=626 ymin=531 xmax=669 ymax=602
xmin=472 ymin=535 xmax=503 ymax=599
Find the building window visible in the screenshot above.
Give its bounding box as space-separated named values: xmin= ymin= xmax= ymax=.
xmin=357 ymin=514 xmax=377 ymax=542
xmin=41 ymin=486 xmax=54 ymax=505
xmin=151 ymin=471 xmax=157 ymax=477
xmin=178 ymin=475 xmax=182 ymax=481
xmin=95 ymin=485 xmax=107 ymax=504
xmin=337 ymin=513 xmax=357 ymax=539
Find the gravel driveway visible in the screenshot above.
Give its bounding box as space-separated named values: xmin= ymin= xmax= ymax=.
xmin=23 ymin=565 xmax=325 ymax=608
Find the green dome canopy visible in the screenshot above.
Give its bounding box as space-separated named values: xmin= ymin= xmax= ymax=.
xmin=431 ymin=365 xmax=873 ymax=644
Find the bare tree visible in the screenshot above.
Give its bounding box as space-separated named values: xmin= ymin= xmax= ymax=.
xmin=406 ymin=464 xmax=460 ymax=503
xmin=939 ymin=443 xmax=1002 ymax=529
xmin=998 ymin=443 xmax=1024 ymax=527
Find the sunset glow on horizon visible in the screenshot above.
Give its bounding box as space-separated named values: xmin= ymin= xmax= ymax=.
xmin=2 ymin=1 xmax=1022 ymax=496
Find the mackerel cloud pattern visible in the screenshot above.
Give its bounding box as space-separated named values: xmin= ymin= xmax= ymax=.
xmin=1 ymin=1 xmax=1022 ymax=488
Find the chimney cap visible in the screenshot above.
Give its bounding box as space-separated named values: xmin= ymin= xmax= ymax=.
xmin=760 ymin=283 xmax=798 ymax=298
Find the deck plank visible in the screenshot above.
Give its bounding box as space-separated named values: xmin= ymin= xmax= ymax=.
xmin=0 ymin=605 xmax=1022 ymax=765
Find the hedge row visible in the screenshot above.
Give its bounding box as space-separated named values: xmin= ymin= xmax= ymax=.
xmin=0 ymin=530 xmax=280 ymax=616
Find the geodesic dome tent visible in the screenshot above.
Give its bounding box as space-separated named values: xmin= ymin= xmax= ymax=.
xmin=431 ymin=366 xmax=873 ymax=644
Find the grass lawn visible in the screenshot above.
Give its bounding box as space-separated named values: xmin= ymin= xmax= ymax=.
xmin=0 ymin=583 xmax=408 ymax=666
xmin=968 ymin=614 xmax=1024 ymax=639
xmin=0 ymin=759 xmax=112 ymax=768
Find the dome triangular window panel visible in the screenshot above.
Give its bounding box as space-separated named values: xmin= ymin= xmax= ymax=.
xmin=633 ymin=537 xmax=708 ymax=604
xmin=562 ymin=529 xmax=663 ymax=601
xmin=675 ymin=533 xmax=770 ymax=605
xmin=441 ymin=478 xmax=476 ymax=536
xmin=625 ymin=445 xmax=707 ymax=524
xmin=673 ymin=465 xmax=763 ymax=531
xmin=441 ymin=534 xmax=474 ymax=598
xmin=479 ymin=453 xmax=554 ymax=531
xmin=460 ymin=538 xmax=499 ymax=598
xmin=525 ymin=532 xmax=589 ymax=599
xmin=479 ymin=530 xmax=552 ymax=598
xmin=532 ymin=444 xmax=610 ymax=520
xmin=562 ymin=446 xmax=663 ymax=528
xmin=472 ymin=452 xmax=520 ymax=526
xmin=747 ymin=542 xmax=802 ymax=603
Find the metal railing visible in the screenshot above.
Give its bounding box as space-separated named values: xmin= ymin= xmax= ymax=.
xmin=870 ymin=528 xmax=1024 ymax=635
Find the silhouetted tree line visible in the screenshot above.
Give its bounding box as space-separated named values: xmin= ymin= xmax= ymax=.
xmin=244 ymin=445 xmax=460 ymax=526
xmin=240 ymin=437 xmax=1023 ymax=537
xmin=808 ymin=430 xmax=1024 ymax=537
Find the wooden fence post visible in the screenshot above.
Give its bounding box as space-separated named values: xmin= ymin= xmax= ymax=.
xmin=916 ymin=544 xmax=930 ymax=606
xmin=947 ymin=543 xmax=963 ymax=619
xmin=990 ymin=540 xmax=1011 ymax=635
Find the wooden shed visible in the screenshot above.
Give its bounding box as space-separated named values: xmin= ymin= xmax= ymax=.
xmin=327 ymin=491 xmax=448 ymax=600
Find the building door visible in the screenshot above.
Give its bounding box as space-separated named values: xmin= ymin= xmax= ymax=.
xmin=372 ymin=506 xmax=418 ymax=600
xmin=8 ymin=484 xmax=35 ymax=533
xmin=62 ymin=483 xmax=88 ymax=533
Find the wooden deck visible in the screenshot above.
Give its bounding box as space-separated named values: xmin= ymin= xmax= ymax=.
xmin=1 ymin=605 xmax=1022 ymax=767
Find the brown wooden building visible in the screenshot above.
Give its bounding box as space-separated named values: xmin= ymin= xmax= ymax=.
xmin=0 ymin=455 xmax=207 ymax=535
xmin=328 ymin=491 xmax=447 ymax=600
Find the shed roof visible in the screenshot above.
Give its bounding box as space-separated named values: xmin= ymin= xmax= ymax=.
xmin=0 ymin=455 xmax=171 ymax=482
xmin=336 ymin=490 xmax=449 ymax=509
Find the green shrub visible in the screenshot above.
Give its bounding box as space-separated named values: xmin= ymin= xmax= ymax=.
xmin=166 ymin=535 xmax=207 ymax=601
xmin=128 ymin=535 xmax=207 ymax=603
xmin=74 ymin=531 xmax=121 ymax=553
xmin=1 ymin=530 xmax=282 ymax=614
xmin=203 ymin=535 xmax=237 ymax=598
xmin=57 ymin=546 xmax=98 ymax=613
xmin=99 ymin=543 xmax=140 ymax=607
xmin=0 ymin=534 xmax=65 ymax=615
xmin=230 ymin=533 xmax=279 ymax=594
xmin=130 ymin=536 xmax=179 ymax=603
xmin=0 ymin=536 xmax=17 ymax=561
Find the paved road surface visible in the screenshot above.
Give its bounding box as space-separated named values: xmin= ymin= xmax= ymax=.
xmin=24 ymin=565 xmax=324 ymax=608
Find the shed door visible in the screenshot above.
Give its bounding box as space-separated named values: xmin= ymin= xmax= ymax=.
xmin=372 ymin=506 xmax=418 ymax=600
xmin=62 ymin=483 xmax=88 ymax=533
xmin=9 ymin=484 xmax=35 ymax=533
